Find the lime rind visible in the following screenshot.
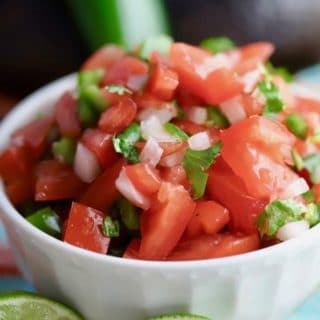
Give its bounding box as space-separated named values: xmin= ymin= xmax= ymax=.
xmin=148 ymin=313 xmax=210 ymax=320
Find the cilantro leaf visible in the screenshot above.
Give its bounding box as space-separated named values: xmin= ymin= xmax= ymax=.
xmin=305 ymin=203 xmax=320 ymax=226
xmin=258 ymin=80 xmax=284 ymax=118
xmin=265 ymin=62 xmax=293 ymax=83
xmin=113 ymin=123 xmax=141 ymax=163
xmin=256 ymin=199 xmax=307 ymax=237
xmin=139 ymin=34 xmax=173 ymax=60
xmin=163 ymin=123 xmax=189 ymax=141
xmin=207 ymin=106 xmax=230 ymax=129
xmin=303 ymin=152 xmax=320 ymax=184
xmin=286 ymin=113 xmax=308 ymax=139
xmin=302 ymin=189 xmax=316 ymax=203
xmin=102 ymin=216 xmax=120 ymax=238
xmin=200 ymin=37 xmax=235 ymax=54
xmin=183 ymin=141 xmax=222 ymax=199
xmin=105 ymin=84 xmax=133 ymax=96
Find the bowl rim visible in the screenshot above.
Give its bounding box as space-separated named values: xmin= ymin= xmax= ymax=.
xmin=1 ymin=73 xmax=320 ymax=271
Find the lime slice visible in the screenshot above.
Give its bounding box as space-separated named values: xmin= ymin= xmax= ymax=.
xmin=0 ymin=292 xmax=84 ymax=320
xmin=148 ymin=313 xmax=210 ymax=320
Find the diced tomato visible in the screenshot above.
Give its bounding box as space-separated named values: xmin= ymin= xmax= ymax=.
xmin=170 ymin=43 xmax=243 ymax=104
xmin=64 ymin=202 xmax=110 ymax=254
xmin=149 ymin=51 xmax=171 ymax=67
xmin=242 ymin=94 xmax=263 ymax=116
xmin=139 ymin=182 xmax=196 ymax=260
xmin=160 ymin=165 xmax=189 ymax=188
xmin=0 ymin=145 xmax=32 ymax=183
xmin=207 ymin=158 xmax=268 ymax=234
xmin=233 ymin=42 xmax=274 ymax=74
xmin=6 ymin=175 xmax=34 ymax=206
xmin=99 ymin=97 xmax=137 ymax=134
xmin=82 ymin=45 xmax=125 ymax=71
xmin=123 ymin=239 xmax=140 ymax=259
xmin=80 ymin=158 xmax=126 ymax=211
xmin=168 ymin=233 xmax=260 ymax=261
xmin=102 ymin=56 xmax=149 ymax=91
xmin=313 ymin=184 xmax=320 ymax=203
xmin=125 ymin=163 xmax=161 ymax=196
xmin=173 ymin=120 xmax=207 ymax=135
xmin=184 ymin=201 xmax=230 ymax=239
xmin=81 ymin=128 xmax=117 ymax=168
xmin=54 ymin=92 xmax=81 ymax=138
xmin=134 ymin=93 xmax=167 ymax=109
xmin=35 ymin=160 xmax=86 ymax=201
xmin=148 ymin=64 xmax=179 ymax=100
xmin=294 ymin=97 xmax=320 ymax=114
xmin=176 ymin=87 xmax=205 ymax=107
xmin=11 ymin=116 xmax=54 ymax=158
xmin=220 ymin=116 xmax=298 ymax=199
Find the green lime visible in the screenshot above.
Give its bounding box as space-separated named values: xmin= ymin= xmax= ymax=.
xmin=148 ymin=313 xmax=210 ymax=320
xmin=0 ymin=292 xmax=84 ymax=320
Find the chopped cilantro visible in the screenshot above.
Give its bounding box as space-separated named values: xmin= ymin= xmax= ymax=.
xmin=164 ymin=123 xmax=189 ymax=141
xmin=200 ymin=37 xmax=235 ymax=54
xmin=105 ymin=84 xmax=133 ymax=96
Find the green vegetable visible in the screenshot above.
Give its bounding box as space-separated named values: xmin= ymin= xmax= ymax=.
xmin=113 ymin=122 xmax=141 ymax=163
xmin=26 ymin=207 xmax=61 ymax=238
xmin=207 ymin=106 xmax=229 ymax=129
xmin=291 ymin=149 xmax=304 ymax=171
xmin=78 ymin=99 xmax=99 ymax=127
xmin=117 ymin=197 xmax=140 ymax=231
xmin=256 ymin=199 xmax=306 ymax=237
xmin=105 ymin=84 xmax=133 ymax=95
xmin=265 ymin=62 xmax=293 ymax=83
xmin=139 ymin=34 xmax=173 ymax=60
xmin=80 ymin=85 xmax=107 ymax=112
xmin=303 ymin=152 xmax=320 ymax=184
xmin=302 ymin=189 xmax=316 ymax=203
xmin=78 ymin=69 xmax=104 ymax=87
xmin=164 ymin=123 xmax=189 ymax=141
xmin=52 ymin=137 xmax=76 ymax=164
xmin=148 ymin=314 xmax=210 ymax=320
xmin=102 ymin=216 xmax=120 ymax=237
xmin=258 ymin=80 xmax=284 ymax=118
xmin=183 ymin=141 xmax=222 ymax=199
xmin=305 ymin=203 xmax=320 ymax=226
xmin=286 ymin=113 xmax=308 ymax=139
xmin=200 ymin=36 xmax=235 ymax=54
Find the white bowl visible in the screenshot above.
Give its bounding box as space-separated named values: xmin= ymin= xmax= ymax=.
xmin=1 ymin=74 xmax=320 ymax=320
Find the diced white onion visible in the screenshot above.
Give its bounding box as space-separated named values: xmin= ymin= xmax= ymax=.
xmin=127 ymin=74 xmax=148 ymax=91
xmin=276 ymin=220 xmax=310 ymax=242
xmin=139 ymin=137 xmax=163 ymax=167
xmin=115 ymin=168 xmax=151 ymax=210
xmin=141 ymin=116 xmax=178 ymax=142
xmin=279 ymin=178 xmax=309 ymax=199
xmin=74 ymin=143 xmax=101 ymax=183
xmin=241 ymin=69 xmax=262 ymax=94
xmin=195 ymin=53 xmax=230 ymax=78
xmin=290 ymin=83 xmax=320 ymax=101
xmin=220 ymin=95 xmax=247 ymax=124
xmin=188 ymin=132 xmax=211 ymax=150
xmin=159 ymin=150 xmax=185 ymax=168
xmin=186 ymin=106 xmax=207 ymax=125
xmin=138 ymin=108 xmax=174 ymax=124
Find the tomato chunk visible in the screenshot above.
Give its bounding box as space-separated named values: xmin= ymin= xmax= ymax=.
xmin=11 ymin=116 xmax=54 ymax=158
xmin=35 ymin=160 xmax=86 ymax=201
xmin=125 ymin=163 xmax=161 ymax=196
xmin=54 ymin=92 xmax=81 ymax=138
xmin=80 ymin=158 xmax=126 ymax=211
xmin=139 ymin=182 xmax=196 ymax=260
xmin=168 ymin=233 xmax=260 ymax=261
xmin=207 ymin=158 xmax=268 ymax=234
xmin=148 ymin=64 xmax=179 ymax=100
xmin=184 ymin=200 xmax=230 ymax=238
xmin=99 ymin=97 xmax=137 ymax=134
xmin=173 ymin=120 xmax=207 ymax=135
xmin=6 ymin=175 xmax=34 ymax=206
xmin=81 ymin=128 xmax=117 ymax=168
xmin=170 ymin=43 xmax=243 ymax=104
xmin=64 ymin=202 xmax=110 ymax=254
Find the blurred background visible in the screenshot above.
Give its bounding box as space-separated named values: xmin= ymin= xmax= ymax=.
xmin=1 ymin=0 xmax=320 ymax=116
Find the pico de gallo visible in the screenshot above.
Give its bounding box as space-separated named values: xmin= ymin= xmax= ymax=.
xmin=1 ymin=35 xmax=320 ymax=261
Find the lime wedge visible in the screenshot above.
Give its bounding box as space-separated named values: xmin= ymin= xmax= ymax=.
xmin=148 ymin=314 xmax=210 ymax=320
xmin=0 ymin=292 xmax=84 ymax=320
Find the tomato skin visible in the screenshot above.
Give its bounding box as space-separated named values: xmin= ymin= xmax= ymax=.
xmin=11 ymin=116 xmax=54 ymax=158
xmin=81 ymin=128 xmax=117 ymax=168
xmin=6 ymin=175 xmax=34 ymax=206
xmin=176 ymin=87 xmax=204 ymax=107
xmin=54 ymin=92 xmax=81 ymax=138
xmin=184 ymin=201 xmax=230 ymax=239
xmin=313 ymin=184 xmax=320 ymax=203
xmin=98 ymin=97 xmax=137 ymax=134
xmin=64 ymin=202 xmax=110 ymax=254
xmin=125 ymin=163 xmax=161 ymax=196
xmin=173 ymin=120 xmax=207 ymax=135
xmin=148 ymin=64 xmax=179 ymax=100
xmin=81 ymin=45 xmax=125 ymax=71
xmin=139 ymin=182 xmax=196 ymax=260
xmin=234 ymin=42 xmax=274 ymax=74
xmin=123 ymin=239 xmax=140 ymax=259
xmin=102 ymin=56 xmax=149 ymax=90
xmin=168 ymin=233 xmax=260 ymax=261
xmin=170 ymin=43 xmax=243 ymax=104
xmin=35 ymin=160 xmax=86 ymax=201
xmin=207 ymin=158 xmax=268 ymax=234
xmin=80 ymin=158 xmax=126 ymax=211
xmin=160 ymin=165 xmax=189 ymax=188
